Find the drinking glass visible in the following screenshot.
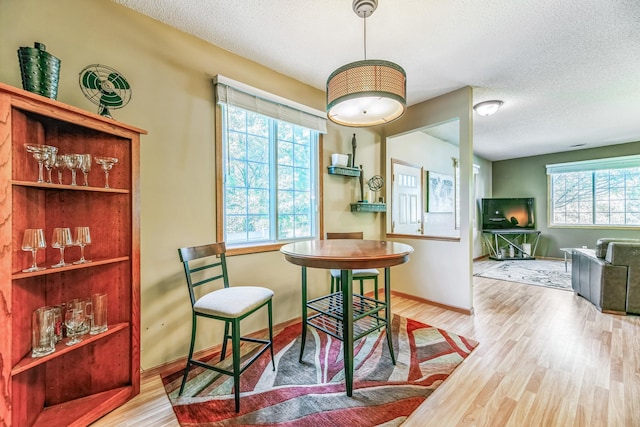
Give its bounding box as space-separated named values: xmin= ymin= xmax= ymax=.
xmin=73 ymin=226 xmax=92 ymax=264
xmin=54 ymin=153 xmax=66 ymax=184
xmin=25 ymin=144 xmax=52 ymax=183
xmin=94 ymin=156 xmax=118 ymax=189
xmin=64 ymin=153 xmax=82 ymax=186
xmin=43 ymin=146 xmax=59 ymax=184
xmin=21 ymin=228 xmax=47 ymax=272
xmin=32 ymin=306 xmax=56 ymax=357
xmin=64 ymin=307 xmax=85 ymax=346
xmin=51 ymin=227 xmax=73 ymax=267
xmin=90 ymin=293 xmax=108 ymax=335
xmin=79 ymin=154 xmax=92 ymax=186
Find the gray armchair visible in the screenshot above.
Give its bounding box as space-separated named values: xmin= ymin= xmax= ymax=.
xmin=571 ymin=238 xmax=640 ymax=314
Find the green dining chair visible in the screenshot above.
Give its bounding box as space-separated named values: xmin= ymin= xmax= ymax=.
xmin=327 ymin=231 xmax=380 ymax=298
xmin=177 ymin=241 xmax=275 ymax=412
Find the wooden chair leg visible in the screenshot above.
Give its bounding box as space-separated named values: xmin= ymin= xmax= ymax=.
xmin=179 ymin=314 xmax=198 ymax=396
xmin=232 ymin=319 xmax=241 ymax=412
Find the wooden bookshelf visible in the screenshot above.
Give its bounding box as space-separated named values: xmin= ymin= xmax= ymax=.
xmin=0 ymin=82 xmax=146 ymax=426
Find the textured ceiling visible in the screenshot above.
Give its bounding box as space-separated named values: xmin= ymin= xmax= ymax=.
xmin=112 ymin=0 xmax=640 ymax=161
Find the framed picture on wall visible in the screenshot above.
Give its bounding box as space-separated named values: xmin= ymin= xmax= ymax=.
xmin=426 ymin=171 xmax=454 ymax=213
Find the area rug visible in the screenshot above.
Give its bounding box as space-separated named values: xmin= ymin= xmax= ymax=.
xmin=474 ymin=259 xmax=572 ymax=291
xmin=161 ymin=315 xmax=478 ymax=426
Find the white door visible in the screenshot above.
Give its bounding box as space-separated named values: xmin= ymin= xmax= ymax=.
xmin=391 ymin=159 xmax=423 ymax=234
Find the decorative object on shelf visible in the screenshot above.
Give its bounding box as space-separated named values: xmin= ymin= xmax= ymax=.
xmin=17 ymin=42 xmax=61 ymax=100
xmin=51 ymin=227 xmax=73 ymax=268
xmin=426 ymin=171 xmax=454 ymax=213
xmin=331 ymin=153 xmax=349 ymax=167
xmin=95 ymin=156 xmax=119 ymax=188
xmin=367 ymin=174 xmax=384 ymax=203
xmin=79 ymin=64 xmax=132 ymax=119
xmin=473 ymin=100 xmax=503 ymax=116
xmin=90 ymin=293 xmax=108 ymax=335
xmin=63 ymin=153 xmax=82 ymax=186
xmin=64 ymin=303 xmax=85 ymax=346
xmin=358 ymin=165 xmax=365 ymax=202
xmin=43 ymin=146 xmax=59 ymax=183
xmin=31 ymin=306 xmax=56 ymax=358
xmin=21 ymin=228 xmax=47 ymax=272
xmin=80 ymin=153 xmax=92 ymax=186
xmin=73 ymin=226 xmax=92 ymax=264
xmin=351 ymin=134 xmax=357 ymax=166
xmin=25 ymin=144 xmax=55 ymax=183
xmin=326 ymin=1 xmax=406 ymax=127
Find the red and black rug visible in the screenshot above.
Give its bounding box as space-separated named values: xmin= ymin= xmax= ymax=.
xmin=162 ymin=315 xmax=478 ymax=426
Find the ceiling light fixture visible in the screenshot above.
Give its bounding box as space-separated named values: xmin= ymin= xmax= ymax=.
xmin=326 ymin=0 xmax=407 ymax=127
xmin=473 ymin=100 xmax=503 ymax=116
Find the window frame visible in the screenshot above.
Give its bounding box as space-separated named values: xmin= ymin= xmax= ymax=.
xmin=546 ymin=155 xmax=640 ymax=229
xmin=215 ymin=104 xmax=324 ymax=255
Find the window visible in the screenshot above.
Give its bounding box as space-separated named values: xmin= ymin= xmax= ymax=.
xmin=546 ymin=155 xmax=640 ymax=227
xmin=214 ymin=76 xmax=327 ymax=251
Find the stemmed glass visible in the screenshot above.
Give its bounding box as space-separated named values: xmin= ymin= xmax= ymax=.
xmin=51 ymin=227 xmax=73 ymax=268
xmin=79 ymin=154 xmax=92 ymax=186
xmin=43 ymin=146 xmax=59 ymax=184
xmin=25 ymin=144 xmax=52 ymax=183
xmin=64 ymin=305 xmax=85 ymax=346
xmin=64 ymin=154 xmax=82 ymax=186
xmin=21 ymin=229 xmax=47 ymax=272
xmin=53 ymin=153 xmax=66 ymax=184
xmin=73 ymin=226 xmax=92 ymax=264
xmin=94 ymin=156 xmax=118 ymax=189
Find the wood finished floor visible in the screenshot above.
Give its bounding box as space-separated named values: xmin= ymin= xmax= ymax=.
xmin=91 ymin=270 xmax=640 ymax=426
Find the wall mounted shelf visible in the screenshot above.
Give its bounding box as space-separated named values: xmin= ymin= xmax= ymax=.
xmin=327 ymin=166 xmax=360 ymax=177
xmin=350 ymin=202 xmax=386 ymax=213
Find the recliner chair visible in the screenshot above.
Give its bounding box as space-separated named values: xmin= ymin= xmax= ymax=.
xmin=571 ymin=238 xmax=640 ymax=314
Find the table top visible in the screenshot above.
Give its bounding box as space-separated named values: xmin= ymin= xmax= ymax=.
xmin=280 ymin=239 xmax=414 ymax=270
xmin=482 ymin=229 xmax=541 ymax=235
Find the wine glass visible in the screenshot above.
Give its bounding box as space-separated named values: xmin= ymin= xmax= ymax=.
xmin=64 ymin=153 xmax=82 ymax=186
xmin=73 ymin=226 xmax=92 ymax=264
xmin=54 ymin=153 xmax=66 ymax=184
xmin=64 ymin=306 xmax=85 ymax=346
xmin=25 ymin=144 xmax=52 ymax=183
xmin=43 ymin=146 xmax=59 ymax=184
xmin=94 ymin=156 xmax=118 ymax=189
xmin=21 ymin=229 xmax=47 ymax=272
xmin=79 ymin=154 xmax=92 ymax=186
xmin=51 ymin=227 xmax=73 ymax=268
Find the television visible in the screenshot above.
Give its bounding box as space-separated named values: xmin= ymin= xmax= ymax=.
xmin=481 ymin=198 xmax=535 ymax=230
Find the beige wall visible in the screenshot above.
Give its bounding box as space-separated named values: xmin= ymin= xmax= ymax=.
xmin=1 ymin=0 xmax=479 ymax=369
xmin=0 ymin=0 xmax=387 ymax=369
xmin=383 ymin=87 xmax=475 ymax=311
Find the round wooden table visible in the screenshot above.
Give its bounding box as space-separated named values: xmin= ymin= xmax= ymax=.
xmin=280 ymin=239 xmax=413 ymax=396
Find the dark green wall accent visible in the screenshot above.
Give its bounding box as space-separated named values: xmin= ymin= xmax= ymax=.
xmin=492 ymin=141 xmax=640 ymax=258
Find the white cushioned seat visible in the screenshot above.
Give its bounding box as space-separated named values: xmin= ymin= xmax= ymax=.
xmin=330 ymin=268 xmax=379 ymax=278
xmin=194 ymin=286 xmax=274 ymax=318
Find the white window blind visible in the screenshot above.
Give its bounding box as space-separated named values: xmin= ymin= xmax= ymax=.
xmin=214 ymin=75 xmax=327 ymax=133
xmin=546 ymin=154 xmax=640 ymax=174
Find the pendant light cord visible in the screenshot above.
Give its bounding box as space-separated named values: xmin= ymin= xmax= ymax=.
xmin=363 ymin=15 xmax=367 ymax=60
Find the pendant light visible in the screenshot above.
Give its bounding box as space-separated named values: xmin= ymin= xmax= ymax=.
xmin=326 ymin=0 xmax=407 ymax=127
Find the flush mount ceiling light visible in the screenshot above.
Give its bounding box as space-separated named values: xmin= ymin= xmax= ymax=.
xmin=326 ymin=0 xmax=407 ymax=127
xmin=473 ymin=100 xmax=504 ymax=116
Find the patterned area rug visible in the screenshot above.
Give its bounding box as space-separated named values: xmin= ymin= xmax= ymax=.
xmin=474 ymin=259 xmax=572 ymax=291
xmin=161 ymin=315 xmax=478 ymax=426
